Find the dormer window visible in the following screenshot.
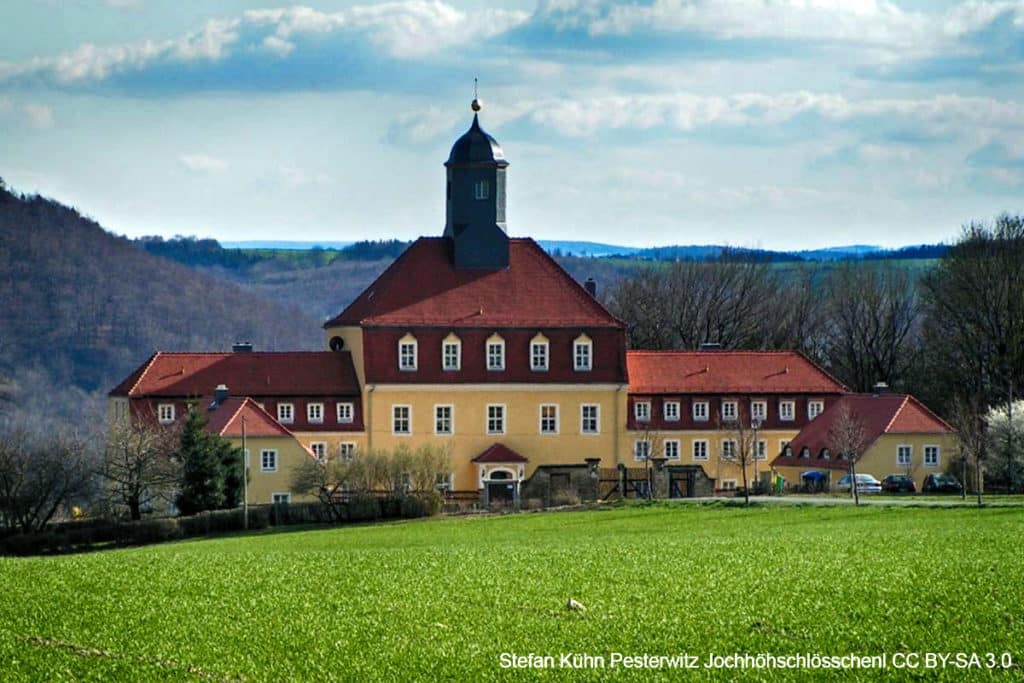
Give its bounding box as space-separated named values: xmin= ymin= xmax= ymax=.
xmin=721 ymin=400 xmax=738 ymax=422
xmin=573 ymin=335 xmax=592 ymax=371
xmin=474 ymin=180 xmax=489 ymax=200
xmin=442 ymin=334 xmax=461 ymax=371
xmin=808 ymin=400 xmax=824 ymax=420
xmin=486 ymin=335 xmax=505 ymax=371
xmin=307 ymin=403 xmax=324 ymax=424
xmin=277 ymin=403 xmax=294 ymax=424
xmin=530 ymin=335 xmax=549 ymax=372
xmin=634 ymin=401 xmax=651 ymax=422
xmin=398 ymin=334 xmax=417 ymax=371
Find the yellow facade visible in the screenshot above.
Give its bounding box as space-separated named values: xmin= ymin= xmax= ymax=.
xmin=775 ymin=432 xmax=959 ymax=491
xmin=235 ymin=435 xmax=318 ymax=505
xmin=365 ymin=384 xmax=627 ymax=490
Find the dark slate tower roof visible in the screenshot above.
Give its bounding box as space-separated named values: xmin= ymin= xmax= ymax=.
xmin=446 ymin=114 xmax=507 ymax=166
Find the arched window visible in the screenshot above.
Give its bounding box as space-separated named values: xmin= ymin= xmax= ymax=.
xmin=530 ymin=333 xmax=549 ymax=371
xmin=398 ymin=333 xmax=417 ymax=371
xmin=442 ymin=333 xmax=461 ymax=371
xmin=486 ymin=334 xmax=505 ymax=371
xmin=573 ymin=334 xmax=592 ymax=371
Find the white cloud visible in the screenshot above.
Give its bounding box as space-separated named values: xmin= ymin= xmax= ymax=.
xmin=278 ymin=166 xmax=332 ymax=188
xmin=178 ymin=153 xmax=228 ymax=174
xmin=23 ymin=104 xmax=54 ymax=129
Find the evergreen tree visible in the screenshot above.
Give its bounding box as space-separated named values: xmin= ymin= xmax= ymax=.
xmin=175 ymin=409 xmax=242 ymax=515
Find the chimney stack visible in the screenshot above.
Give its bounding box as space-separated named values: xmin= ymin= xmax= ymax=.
xmin=584 ymin=278 xmax=597 ymax=298
xmin=214 ymin=384 xmax=229 ymax=403
xmin=700 ymin=342 xmax=723 ymax=351
xmin=872 ymin=381 xmax=890 ymax=395
xmin=232 ymin=342 xmax=253 ymax=353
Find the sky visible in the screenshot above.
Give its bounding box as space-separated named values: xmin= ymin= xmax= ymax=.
xmin=1 ymin=1 xmax=1023 ymax=250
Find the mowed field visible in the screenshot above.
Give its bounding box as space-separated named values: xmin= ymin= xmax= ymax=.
xmin=1 ymin=504 xmax=1022 ymax=682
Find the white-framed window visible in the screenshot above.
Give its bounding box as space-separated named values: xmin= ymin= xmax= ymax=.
xmin=693 ymin=401 xmax=709 ymax=422
xmin=398 ymin=337 xmax=417 ymax=371
xmin=434 ymin=405 xmax=453 ymax=435
xmin=392 ymin=405 xmax=411 ymax=435
xmin=277 ymin=403 xmax=294 ymax=424
xmin=751 ymin=400 xmax=767 ymax=422
xmin=442 ymin=338 xmax=461 ymax=371
xmin=307 ymin=402 xmax=324 ymax=424
xmin=692 ymin=440 xmax=709 ymax=461
xmin=530 ymin=338 xmax=549 ymax=371
xmin=634 ymin=440 xmax=651 ymax=461
xmin=897 ymin=444 xmax=912 ymax=467
xmin=271 ymin=492 xmax=290 ymax=504
xmin=581 ymin=404 xmax=599 ymax=434
xmin=487 ymin=404 xmax=505 ymax=435
xmin=260 ymin=449 xmax=278 ymax=472
xmin=808 ymin=400 xmax=825 ymax=420
xmin=573 ymin=336 xmax=593 ymax=371
xmin=721 ymin=439 xmax=737 ymax=460
xmin=664 ymin=401 xmax=680 ymax=422
xmin=339 ymin=442 xmax=357 ymax=460
xmin=157 ymin=403 xmax=175 ymax=424
xmin=474 ymin=179 xmax=490 ymax=200
xmin=310 ymin=442 xmax=326 ymax=462
xmin=779 ymin=400 xmax=795 ymax=421
xmin=337 ymin=402 xmax=354 ymax=424
xmin=634 ymin=401 xmax=651 ymax=422
xmin=540 ymin=404 xmax=559 ymax=434
xmin=720 ymin=479 xmax=737 ymax=491
xmin=721 ymin=400 xmax=738 ymax=421
xmin=924 ymin=445 xmax=940 ymax=467
xmin=755 ymin=440 xmax=767 ymax=461
xmin=665 ymin=439 xmax=681 ymax=460
xmin=779 ymin=440 xmax=791 ymax=457
xmin=486 ymin=336 xmax=505 ymax=371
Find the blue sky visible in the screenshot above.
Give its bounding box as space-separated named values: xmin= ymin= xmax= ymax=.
xmin=1 ymin=0 xmax=1023 ymax=249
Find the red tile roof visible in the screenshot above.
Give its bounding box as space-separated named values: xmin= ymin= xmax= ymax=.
xmin=325 ymin=237 xmax=624 ymax=328
xmin=205 ymin=397 xmax=293 ymax=438
xmin=472 ymin=443 xmax=529 ymax=463
xmin=626 ymin=351 xmax=846 ymax=395
xmin=110 ymin=351 xmax=360 ymax=397
xmin=771 ymin=393 xmax=951 ymax=470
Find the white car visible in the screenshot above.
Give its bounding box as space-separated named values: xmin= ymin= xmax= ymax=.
xmin=835 ymin=473 xmax=882 ymax=494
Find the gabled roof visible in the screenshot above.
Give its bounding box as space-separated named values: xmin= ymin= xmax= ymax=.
xmin=205 ymin=397 xmax=293 ymax=438
xmin=472 ymin=443 xmax=529 ymax=463
xmin=626 ymin=351 xmax=846 ymax=395
xmin=771 ymin=393 xmax=952 ymax=470
xmin=110 ymin=351 xmax=360 ymax=398
xmin=325 ymin=237 xmax=624 ymax=328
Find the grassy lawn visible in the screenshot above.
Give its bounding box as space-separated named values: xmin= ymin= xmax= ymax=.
xmin=1 ymin=503 xmax=1022 ymax=681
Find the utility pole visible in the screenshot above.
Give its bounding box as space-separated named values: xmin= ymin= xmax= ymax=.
xmin=242 ymin=415 xmax=249 ymax=531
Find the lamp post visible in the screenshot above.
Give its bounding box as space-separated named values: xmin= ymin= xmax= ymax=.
xmin=242 ymin=415 xmax=249 ymax=531
xmin=752 ymin=417 xmax=762 ymax=494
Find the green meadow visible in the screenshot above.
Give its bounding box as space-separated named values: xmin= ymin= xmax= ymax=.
xmin=1 ymin=503 xmax=1022 ymax=681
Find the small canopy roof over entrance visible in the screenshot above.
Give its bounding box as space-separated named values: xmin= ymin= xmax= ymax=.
xmin=472 ymin=443 xmax=528 ymax=464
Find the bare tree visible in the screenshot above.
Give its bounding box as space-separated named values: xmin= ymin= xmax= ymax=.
xmin=719 ymin=414 xmax=762 ymax=506
xmin=0 ymin=421 xmax=97 ymax=533
xmin=827 ymin=405 xmax=870 ymax=505
xmin=822 ymin=262 xmax=921 ymax=392
xmin=101 ymin=417 xmax=181 ymax=520
xmin=948 ymin=396 xmax=987 ymax=506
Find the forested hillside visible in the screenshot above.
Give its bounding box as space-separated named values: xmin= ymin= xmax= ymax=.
xmin=0 ymin=182 xmax=319 ymax=421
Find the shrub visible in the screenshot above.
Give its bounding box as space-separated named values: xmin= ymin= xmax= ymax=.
xmin=346 ymin=494 xmax=381 ymax=522
xmin=551 ymin=491 xmax=581 ymax=507
xmin=400 ymin=493 xmax=442 ymax=519
xmin=522 ymin=497 xmax=544 ymax=511
xmin=127 ymin=518 xmax=181 ymax=546
xmin=380 ymin=496 xmax=403 ymax=519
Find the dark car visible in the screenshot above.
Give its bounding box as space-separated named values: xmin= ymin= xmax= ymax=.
xmin=881 ymin=474 xmax=917 ymax=493
xmin=922 ymin=473 xmax=963 ymax=494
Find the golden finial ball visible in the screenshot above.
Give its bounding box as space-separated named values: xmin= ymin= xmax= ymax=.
xmin=471 ymin=98 xmax=482 ymax=112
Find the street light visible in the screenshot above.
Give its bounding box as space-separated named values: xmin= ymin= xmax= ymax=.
xmin=752 ymin=417 xmax=763 ymax=493
xmin=241 ymin=415 xmax=249 ymax=531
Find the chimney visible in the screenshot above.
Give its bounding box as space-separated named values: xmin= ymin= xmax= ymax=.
xmin=232 ymin=342 xmax=253 ymax=353
xmin=214 ymin=384 xmax=229 ymax=403
xmin=871 ymin=381 xmax=890 ymax=396
xmin=584 ymin=278 xmax=597 ymax=298
xmin=700 ymin=342 xmax=723 ymax=351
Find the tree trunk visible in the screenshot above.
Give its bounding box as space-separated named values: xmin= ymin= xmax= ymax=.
xmin=961 ymin=458 xmax=967 ymax=501
xmin=129 ymin=497 xmax=141 ymax=521
xmin=976 ymin=458 xmax=984 ymax=508
xmin=851 ymin=462 xmax=860 ymax=506
xmin=742 ymin=460 xmax=750 ymax=506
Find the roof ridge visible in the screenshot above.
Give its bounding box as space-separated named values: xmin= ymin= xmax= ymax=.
xmin=216 ymin=399 xmax=250 ymax=438
xmin=522 ymin=238 xmax=627 ymax=328
xmin=626 ymin=349 xmax=801 ymax=355
xmin=127 ymin=351 xmax=161 ymax=396
xmin=904 ymin=394 xmax=954 ymax=432
xmin=882 ymin=395 xmax=911 ymax=433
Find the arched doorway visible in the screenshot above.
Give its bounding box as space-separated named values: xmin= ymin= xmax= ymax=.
xmin=486 ymin=469 xmax=516 ymax=504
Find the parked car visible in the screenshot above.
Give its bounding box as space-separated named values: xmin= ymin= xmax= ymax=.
xmin=835 ymin=473 xmax=883 ymax=494
xmin=881 ymin=474 xmax=917 ymax=493
xmin=922 ymin=473 xmax=963 ymax=494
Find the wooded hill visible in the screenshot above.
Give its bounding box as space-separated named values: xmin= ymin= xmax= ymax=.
xmin=0 ymin=181 xmax=319 ymax=421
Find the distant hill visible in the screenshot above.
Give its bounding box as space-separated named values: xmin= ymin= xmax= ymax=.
xmin=222 ymin=240 xmax=354 ymax=250
xmin=0 ymin=182 xmax=320 ymax=421
xmin=536 ymin=240 xmax=642 ymax=257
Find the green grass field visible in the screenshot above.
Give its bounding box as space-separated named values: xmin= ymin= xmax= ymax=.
xmin=1 ymin=503 xmax=1022 ymax=681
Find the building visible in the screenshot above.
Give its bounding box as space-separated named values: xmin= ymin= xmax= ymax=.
xmin=110 ymin=105 xmax=954 ymax=504
xmin=771 ymin=390 xmax=958 ymax=491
